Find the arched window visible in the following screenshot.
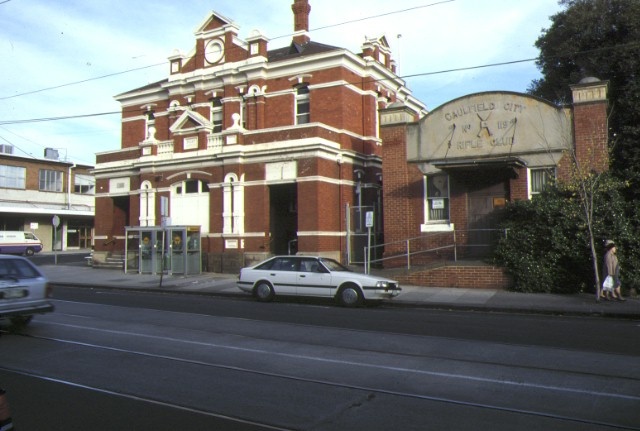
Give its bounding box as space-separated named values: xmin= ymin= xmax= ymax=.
xmin=139 ymin=181 xmax=155 ymax=227
xmin=223 ymin=173 xmax=244 ymax=235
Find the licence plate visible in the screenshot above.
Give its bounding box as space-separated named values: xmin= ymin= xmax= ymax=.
xmin=1 ymin=288 xmax=27 ymax=299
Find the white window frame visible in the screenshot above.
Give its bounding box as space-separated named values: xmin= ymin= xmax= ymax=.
xmin=295 ymin=85 xmax=310 ymax=125
xmin=74 ymin=173 xmax=95 ymax=195
xmin=39 ymin=169 xmax=63 ymax=192
xmin=528 ymin=167 xmax=556 ymax=198
xmin=421 ymin=173 xmax=454 ymax=233
xmin=210 ymin=98 xmax=223 ymax=133
xmin=0 ymin=165 xmax=25 ymax=189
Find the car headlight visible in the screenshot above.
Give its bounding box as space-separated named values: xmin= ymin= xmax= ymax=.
xmin=376 ymin=281 xmax=390 ymax=289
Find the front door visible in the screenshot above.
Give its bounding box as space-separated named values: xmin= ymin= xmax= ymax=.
xmin=467 ymin=175 xmax=508 ymax=256
xmin=269 ymin=184 xmax=298 ymax=255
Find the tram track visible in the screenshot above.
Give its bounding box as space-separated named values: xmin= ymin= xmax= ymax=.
xmin=8 ymin=317 xmax=640 ymax=403
xmin=2 ymin=309 xmax=639 ymax=430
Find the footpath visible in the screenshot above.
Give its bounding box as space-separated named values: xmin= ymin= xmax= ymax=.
xmin=39 ymin=263 xmax=640 ymax=319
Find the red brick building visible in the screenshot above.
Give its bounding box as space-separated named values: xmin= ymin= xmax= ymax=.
xmin=380 ymin=78 xmax=609 ymax=288
xmin=92 ymin=1 xmax=426 ymax=272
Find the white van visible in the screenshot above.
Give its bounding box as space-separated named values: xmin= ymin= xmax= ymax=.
xmin=0 ymin=231 xmax=43 ymax=256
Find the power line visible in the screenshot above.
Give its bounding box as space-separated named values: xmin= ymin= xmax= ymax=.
xmin=0 ymin=111 xmax=120 ymax=126
xmin=272 ymin=0 xmax=454 ymax=39
xmin=4 ymin=37 xmax=640 ymax=127
xmin=0 ymin=46 xmax=621 ymax=127
xmin=0 ymin=134 xmax=39 ymax=160
xmin=0 ymin=62 xmax=166 ymax=101
xmin=0 ymin=126 xmax=97 ymax=165
xmin=0 ymin=1 xmax=454 ymax=101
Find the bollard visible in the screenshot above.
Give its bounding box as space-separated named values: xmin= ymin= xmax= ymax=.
xmin=0 ymin=389 xmax=14 ymax=431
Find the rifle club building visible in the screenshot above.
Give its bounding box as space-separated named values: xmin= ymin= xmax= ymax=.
xmin=380 ymin=78 xmax=609 ymax=288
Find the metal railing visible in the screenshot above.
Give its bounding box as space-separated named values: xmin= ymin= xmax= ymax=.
xmin=360 ymin=229 xmax=508 ymax=273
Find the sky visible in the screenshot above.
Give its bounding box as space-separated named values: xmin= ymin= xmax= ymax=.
xmin=0 ymin=0 xmax=564 ymax=166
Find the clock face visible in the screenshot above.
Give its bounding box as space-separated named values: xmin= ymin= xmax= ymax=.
xmin=205 ymin=39 xmax=224 ymax=64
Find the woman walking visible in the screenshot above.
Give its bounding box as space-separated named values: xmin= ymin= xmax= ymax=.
xmin=602 ymin=240 xmax=626 ymax=301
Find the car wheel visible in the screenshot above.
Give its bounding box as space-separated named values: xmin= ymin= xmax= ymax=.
xmin=10 ymin=315 xmax=33 ymax=327
xmin=254 ymin=281 xmax=275 ymax=302
xmin=24 ymin=248 xmax=35 ymax=257
xmin=338 ymin=284 xmax=363 ymax=307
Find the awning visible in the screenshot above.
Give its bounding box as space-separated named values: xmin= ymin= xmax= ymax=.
xmin=0 ymin=201 xmax=94 ymax=217
xmin=430 ymin=156 xmax=526 ymax=170
xmin=415 ymin=151 xmax=564 ymax=174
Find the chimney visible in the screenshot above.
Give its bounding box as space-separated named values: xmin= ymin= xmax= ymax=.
xmin=291 ymin=0 xmax=311 ymax=45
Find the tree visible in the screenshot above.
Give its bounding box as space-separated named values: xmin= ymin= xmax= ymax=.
xmin=522 ymin=0 xmax=640 ymax=297
xmin=494 ymin=174 xmax=630 ymax=295
xmin=529 ymin=0 xmax=640 ymax=182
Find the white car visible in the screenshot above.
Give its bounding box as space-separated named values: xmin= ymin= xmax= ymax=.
xmin=0 ymin=255 xmax=53 ymax=326
xmin=237 ymin=255 xmax=401 ymax=306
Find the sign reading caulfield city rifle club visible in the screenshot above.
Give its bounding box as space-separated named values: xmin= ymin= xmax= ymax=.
xmin=407 ymin=92 xmax=572 ymax=171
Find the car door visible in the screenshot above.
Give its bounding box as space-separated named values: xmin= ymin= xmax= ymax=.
xmin=267 ymin=257 xmax=299 ymax=295
xmin=296 ymin=258 xmax=332 ymax=297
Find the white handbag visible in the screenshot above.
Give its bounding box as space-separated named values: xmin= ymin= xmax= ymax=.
xmin=602 ymin=275 xmax=614 ymax=291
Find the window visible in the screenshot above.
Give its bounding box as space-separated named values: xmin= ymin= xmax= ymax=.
xmin=272 ymin=257 xmax=298 ymax=271
xmin=223 ymin=173 xmax=244 ymax=235
xmin=295 ymin=85 xmax=310 ymax=125
xmin=139 ymin=181 xmax=155 ymax=227
xmin=530 ymin=168 xmax=555 ymax=196
xmin=39 ymin=169 xmax=63 ymax=192
xmin=425 ymin=174 xmax=449 ymax=222
xmin=211 ymin=98 xmax=223 ymax=133
xmin=0 ymin=165 xmax=26 ymax=189
xmin=74 ymin=174 xmax=95 ymax=194
xmin=185 ymin=179 xmax=207 ymax=194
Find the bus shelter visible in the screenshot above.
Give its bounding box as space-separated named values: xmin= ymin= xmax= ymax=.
xmin=124 ymin=226 xmax=201 ymax=275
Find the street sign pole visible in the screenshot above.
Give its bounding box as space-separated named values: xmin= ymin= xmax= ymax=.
xmin=365 ymin=211 xmax=374 ymax=275
xmin=52 ymin=215 xmax=60 ymax=265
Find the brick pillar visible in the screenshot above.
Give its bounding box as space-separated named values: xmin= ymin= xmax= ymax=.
xmin=380 ymin=106 xmax=423 ymax=257
xmin=570 ymin=78 xmax=609 ymax=173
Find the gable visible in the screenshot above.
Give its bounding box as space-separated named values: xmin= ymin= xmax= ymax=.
xmin=407 ymin=92 xmax=571 ymax=167
xmin=195 ymin=11 xmax=235 ymax=34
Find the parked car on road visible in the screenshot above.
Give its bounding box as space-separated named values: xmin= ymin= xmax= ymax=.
xmin=237 ymin=255 xmax=401 ymax=306
xmin=0 ymin=255 xmax=53 ymax=326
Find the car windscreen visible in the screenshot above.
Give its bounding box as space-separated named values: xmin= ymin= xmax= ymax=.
xmin=0 ymin=259 xmax=42 ymax=279
xmin=319 ymin=258 xmax=351 ymax=272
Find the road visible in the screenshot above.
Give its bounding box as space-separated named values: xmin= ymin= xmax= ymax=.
xmin=1 ymin=286 xmax=639 ymax=430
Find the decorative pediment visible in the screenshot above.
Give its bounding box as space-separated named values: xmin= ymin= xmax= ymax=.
xmin=195 ymin=11 xmax=238 ymax=36
xmin=363 ymin=35 xmax=390 ymax=49
xmin=377 ymin=35 xmax=390 ymax=48
xmin=169 ymin=110 xmax=212 ymax=134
